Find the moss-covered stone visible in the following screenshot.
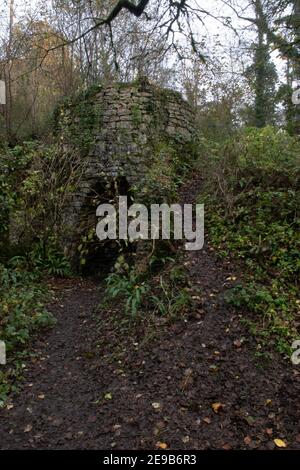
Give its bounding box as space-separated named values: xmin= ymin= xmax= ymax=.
xmin=55 ymin=77 xmax=197 ymax=268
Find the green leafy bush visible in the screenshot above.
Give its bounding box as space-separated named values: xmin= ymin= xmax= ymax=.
xmin=0 ymin=139 xmax=85 ymax=271
xmin=29 ymin=239 xmax=71 ymax=277
xmin=0 ymin=142 xmax=38 ymax=246
xmin=150 ymin=274 xmax=191 ymax=320
xmin=226 ymin=282 xmax=298 ymax=355
xmin=199 ymin=127 xmax=300 ymax=354
xmin=9 ymin=239 xmax=72 ymax=278
xmin=0 ymin=265 xmax=55 ymax=405
xmin=105 ymin=271 xmax=149 ymax=317
xmin=104 ymin=262 xmax=192 ymax=323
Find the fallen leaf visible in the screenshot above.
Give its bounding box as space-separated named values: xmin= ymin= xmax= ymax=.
xmin=38 ymin=394 xmax=45 ymax=400
xmin=156 ymin=442 xmax=168 ymax=449
xmin=112 ymin=424 xmax=121 ymax=431
xmin=222 ymin=443 xmax=231 ymax=450
xmin=203 ymin=417 xmax=211 ymax=424
xmin=244 ymin=436 xmax=252 ymax=445
xmin=182 ymin=436 xmax=190 ymax=443
xmin=266 ymin=399 xmax=272 ymax=406
xmin=234 ymin=340 xmax=242 ymax=348
xmin=104 ymin=393 xmax=112 ymax=400
xmin=152 ymin=402 xmax=161 ymax=410
xmin=245 ymin=415 xmax=256 ymax=426
xmin=24 ymin=425 xmax=32 ymax=433
xmin=274 ymin=438 xmax=287 ymax=448
xmin=212 ymin=402 xmax=224 ymax=413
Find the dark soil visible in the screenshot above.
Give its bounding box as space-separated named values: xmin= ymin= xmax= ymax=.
xmin=1 ymin=176 xmax=300 ymax=450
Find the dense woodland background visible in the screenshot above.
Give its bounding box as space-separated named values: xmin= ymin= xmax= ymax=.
xmin=0 ymin=0 xmax=299 ymax=415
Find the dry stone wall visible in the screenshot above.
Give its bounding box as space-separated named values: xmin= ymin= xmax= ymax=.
xmin=58 ymin=78 xmax=197 ymax=267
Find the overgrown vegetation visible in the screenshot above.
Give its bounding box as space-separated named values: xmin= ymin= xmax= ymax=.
xmin=0 ymin=265 xmax=55 ymax=405
xmin=104 ymin=261 xmax=192 ymax=322
xmin=54 ymin=87 xmax=103 ymax=155
xmin=0 ymin=143 xmax=72 ymax=405
xmin=198 ymin=126 xmax=300 ymax=355
xmin=105 ymin=270 xmax=150 ymax=318
xmin=0 ymin=140 xmax=84 ymax=261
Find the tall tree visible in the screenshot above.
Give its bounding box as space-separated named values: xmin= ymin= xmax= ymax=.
xmin=226 ymin=0 xmax=299 ymax=131
xmin=291 ymin=0 xmax=300 ymax=133
xmin=4 ymin=0 xmax=14 ymax=140
xmin=246 ymin=0 xmax=278 ymax=127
